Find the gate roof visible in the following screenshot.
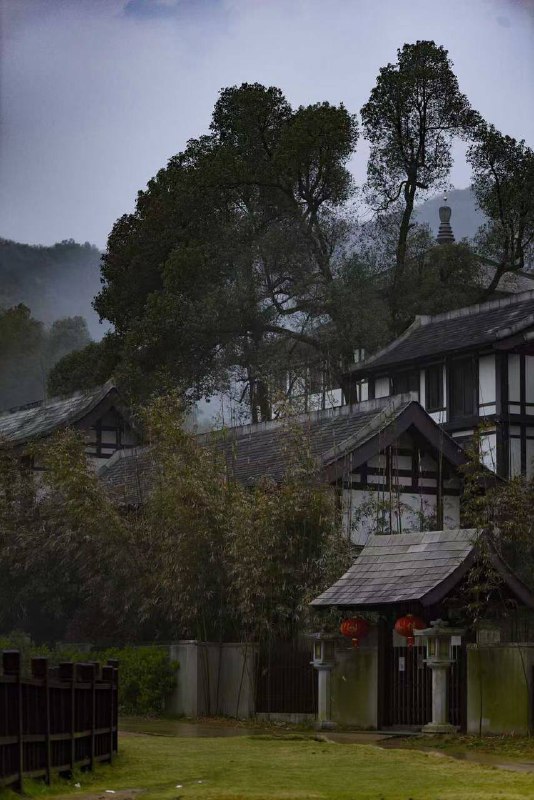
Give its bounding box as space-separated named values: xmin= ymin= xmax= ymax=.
xmin=311 ymin=529 xmax=534 ymax=609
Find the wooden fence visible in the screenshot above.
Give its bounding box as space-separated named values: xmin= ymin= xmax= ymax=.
xmin=0 ymin=650 xmax=118 ymax=792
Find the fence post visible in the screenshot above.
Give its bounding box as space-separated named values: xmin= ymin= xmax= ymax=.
xmin=32 ymin=658 xmax=51 ymax=784
xmin=60 ymin=662 xmax=75 ymax=774
xmin=4 ymin=651 xmax=23 ymax=793
xmin=77 ymin=663 xmax=97 ymax=771
xmin=101 ymin=665 xmax=114 ymax=763
xmin=108 ymin=659 xmax=119 ymax=754
xmin=90 ymin=663 xmax=97 ymax=771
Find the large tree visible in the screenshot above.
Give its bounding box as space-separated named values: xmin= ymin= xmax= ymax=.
xmin=361 ymin=40 xmax=477 ymax=329
xmin=94 ymin=83 xmax=380 ymax=420
xmin=467 ymin=124 xmax=534 ymax=295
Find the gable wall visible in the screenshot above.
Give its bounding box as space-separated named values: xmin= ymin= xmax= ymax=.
xmin=340 ymin=430 xmax=461 ymax=546
xmin=75 ymin=406 xmax=136 ymax=464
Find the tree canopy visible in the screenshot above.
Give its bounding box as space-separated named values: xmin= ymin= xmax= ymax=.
xmin=43 ymin=40 xmax=531 ymax=420
xmin=361 ymin=40 xmax=478 ymax=327
xmin=467 ymin=124 xmax=534 ymax=294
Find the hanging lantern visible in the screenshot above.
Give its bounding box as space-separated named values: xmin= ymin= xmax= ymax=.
xmin=340 ymin=617 xmax=369 ymax=648
xmin=394 ymin=614 xmax=426 ymax=647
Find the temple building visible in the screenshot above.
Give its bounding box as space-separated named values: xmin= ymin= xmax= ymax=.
xmin=98 ymin=394 xmax=478 ymax=545
xmin=0 ymin=380 xmax=137 ymax=466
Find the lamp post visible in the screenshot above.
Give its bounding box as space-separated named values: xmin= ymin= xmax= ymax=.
xmin=310 ymin=633 xmax=337 ymax=730
xmin=414 ymin=619 xmax=464 ymax=734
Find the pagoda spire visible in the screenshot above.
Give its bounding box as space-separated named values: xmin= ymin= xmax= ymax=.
xmin=437 ymin=195 xmax=455 ymax=245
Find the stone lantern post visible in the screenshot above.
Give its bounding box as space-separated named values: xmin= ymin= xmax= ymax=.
xmin=414 ymin=619 xmax=464 ymax=733
xmin=310 ymin=633 xmax=337 ymax=730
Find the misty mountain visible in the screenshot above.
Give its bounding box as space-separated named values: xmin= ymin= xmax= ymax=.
xmin=415 ymin=187 xmax=486 ymax=242
xmin=0 ymin=238 xmax=105 ymax=339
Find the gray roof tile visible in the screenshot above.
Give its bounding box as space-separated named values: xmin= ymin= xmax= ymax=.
xmin=97 ymin=394 xmax=417 ymax=505
xmin=349 ymin=291 xmax=534 ymax=375
xmin=311 ymin=529 xmax=476 ymax=607
xmin=0 ymin=381 xmax=118 ymax=446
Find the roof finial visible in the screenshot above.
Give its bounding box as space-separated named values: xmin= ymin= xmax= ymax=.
xmin=437 ymin=193 xmax=455 ymax=245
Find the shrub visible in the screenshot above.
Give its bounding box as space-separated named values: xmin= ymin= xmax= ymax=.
xmin=99 ymin=646 xmax=179 ymax=715
xmin=0 ymin=635 xmax=178 ymax=716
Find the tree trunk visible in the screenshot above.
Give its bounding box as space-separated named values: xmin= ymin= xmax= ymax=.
xmin=391 ymin=181 xmax=417 ymax=331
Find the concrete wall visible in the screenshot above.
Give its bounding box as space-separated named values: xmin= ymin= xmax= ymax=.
xmin=467 ymin=644 xmax=534 ymax=735
xmin=330 ymin=645 xmax=378 ymax=728
xmin=167 ymin=641 xmax=257 ymax=719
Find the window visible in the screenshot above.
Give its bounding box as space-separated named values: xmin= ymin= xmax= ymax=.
xmin=425 ymin=364 xmax=443 ymax=411
xmin=391 ymin=370 xmax=419 ymax=397
xmin=449 ymin=357 xmax=477 ymax=418
xmin=307 ymin=364 xmax=324 ymax=395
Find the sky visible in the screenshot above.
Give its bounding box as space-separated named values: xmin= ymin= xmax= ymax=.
xmin=1 ymin=0 xmax=533 ymax=249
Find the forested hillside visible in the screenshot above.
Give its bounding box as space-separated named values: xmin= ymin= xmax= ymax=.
xmin=0 ymin=239 xmax=99 ymax=409
xmin=0 ymin=238 xmax=103 ymax=338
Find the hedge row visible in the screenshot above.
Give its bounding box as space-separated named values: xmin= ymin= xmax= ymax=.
xmin=0 ymin=633 xmax=178 ymax=715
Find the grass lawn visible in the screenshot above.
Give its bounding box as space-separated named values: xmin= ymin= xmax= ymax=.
xmin=395 ymin=733 xmax=534 ymax=761
xmin=4 ymin=730 xmax=534 ymax=800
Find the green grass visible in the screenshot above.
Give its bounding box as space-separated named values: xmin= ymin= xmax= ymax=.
xmin=119 ymin=715 xmax=314 ymax=737
xmin=395 ymin=733 xmax=534 ymax=761
xmin=4 ymin=733 xmax=534 ymax=800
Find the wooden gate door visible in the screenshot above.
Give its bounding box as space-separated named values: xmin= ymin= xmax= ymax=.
xmin=384 ymin=643 xmax=466 ymax=729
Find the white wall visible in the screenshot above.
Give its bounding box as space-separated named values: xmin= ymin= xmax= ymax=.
xmin=167 ymin=641 xmax=257 ymax=718
xmin=343 ymin=487 xmax=460 ymax=546
xmin=526 ymin=356 xmax=534 ymax=411
xmin=479 ymin=354 xmax=496 ymax=416
xmin=480 ymin=430 xmax=497 ymax=472
xmin=509 ymin=354 xmax=521 ymax=412
xmin=374 ymin=376 xmax=390 ymax=398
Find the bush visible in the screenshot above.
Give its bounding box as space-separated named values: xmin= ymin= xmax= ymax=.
xmin=98 ymin=646 xmax=179 ymax=715
xmin=0 ymin=635 xmax=178 ymax=716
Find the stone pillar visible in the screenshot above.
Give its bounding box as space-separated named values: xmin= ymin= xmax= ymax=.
xmin=415 ymin=619 xmax=464 ymax=734
xmin=316 ymin=664 xmax=335 ymax=730
xmin=424 ymin=659 xmax=455 ymax=733
xmin=310 ymin=633 xmax=337 ymax=730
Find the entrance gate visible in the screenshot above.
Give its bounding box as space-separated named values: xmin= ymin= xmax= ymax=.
xmin=383 ymin=643 xmax=465 ymax=729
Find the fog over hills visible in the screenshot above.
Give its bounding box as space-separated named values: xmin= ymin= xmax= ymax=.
xmin=0 ymin=238 xmax=104 ymax=339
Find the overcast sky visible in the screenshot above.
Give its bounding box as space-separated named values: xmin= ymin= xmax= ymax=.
xmin=1 ymin=0 xmax=533 ymax=249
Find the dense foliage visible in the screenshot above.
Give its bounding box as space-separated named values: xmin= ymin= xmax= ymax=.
xmin=361 ymin=40 xmax=478 ymax=328
xmin=0 ymin=396 xmax=350 ymax=645
xmin=80 ymin=40 xmax=509 ymax=418
xmin=35 ymin=40 xmax=534 ymax=422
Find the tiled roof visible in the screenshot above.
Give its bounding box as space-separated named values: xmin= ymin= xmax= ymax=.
xmin=311 ymin=529 xmax=476 ymax=608
xmin=97 ymin=446 xmax=160 ymax=507
xmin=206 ymin=394 xmax=415 ymax=485
xmin=97 ymin=394 xmax=422 ymax=505
xmin=348 ymin=291 xmax=534 ymax=375
xmin=0 ymin=381 xmax=118 ymax=446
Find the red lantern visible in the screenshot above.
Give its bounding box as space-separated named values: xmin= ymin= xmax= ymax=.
xmin=394 ymin=614 xmax=425 ymax=647
xmin=340 ymin=617 xmax=369 ymax=648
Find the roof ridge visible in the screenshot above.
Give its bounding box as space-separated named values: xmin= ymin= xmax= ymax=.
xmin=199 ymin=393 xmax=416 ymax=441
xmin=419 ymin=289 xmax=534 ymax=325
xmin=0 ymin=380 xmax=116 ymax=419
xmin=347 ymin=318 xmax=424 ymax=374
xmin=320 ymin=396 xmax=415 ymax=466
